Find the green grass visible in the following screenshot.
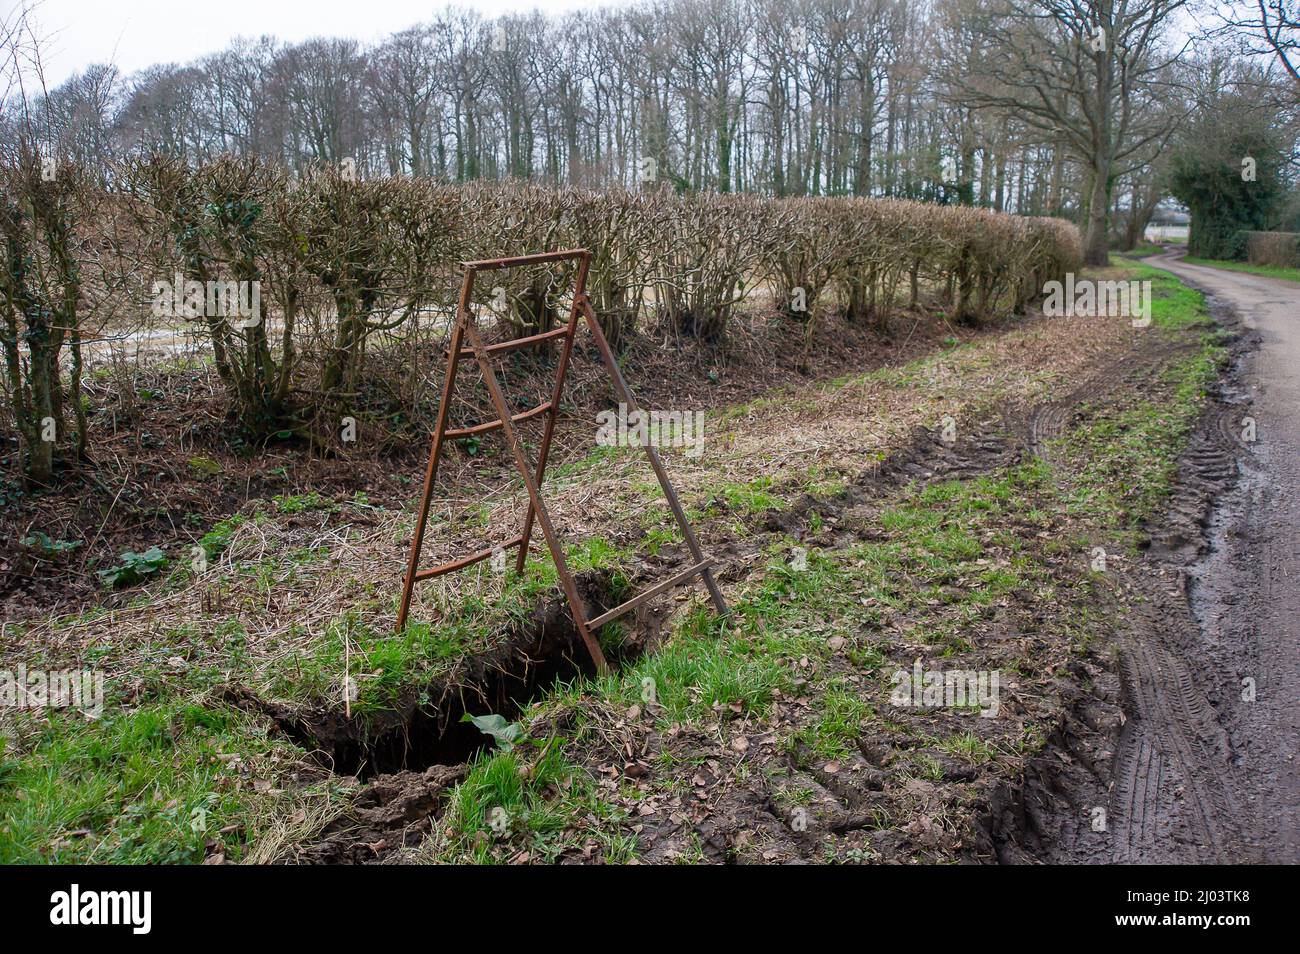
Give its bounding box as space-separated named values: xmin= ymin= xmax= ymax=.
xmin=705 ymin=475 xmax=784 ymax=516
xmin=1114 ymin=260 xmax=1218 ymax=332
xmin=273 ymin=492 xmax=334 ymax=515
xmin=0 ymin=701 xmax=308 ymax=864
xmin=5 ymin=259 xmax=1226 ymax=865
xmin=435 ymin=743 xmax=636 ymax=864
xmin=631 ymin=624 xmax=788 ymax=721
xmin=937 ymin=730 xmax=996 ymax=765
xmin=793 ymin=680 xmax=873 ymax=761
xmin=1125 ymin=243 xmax=1165 ymax=258
xmin=1183 ymin=257 xmax=1300 ymax=284
xmin=1052 ymin=270 xmax=1225 ymax=535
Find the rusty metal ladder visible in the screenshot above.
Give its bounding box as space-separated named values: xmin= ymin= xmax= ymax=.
xmin=395 ymin=248 xmax=728 ymax=673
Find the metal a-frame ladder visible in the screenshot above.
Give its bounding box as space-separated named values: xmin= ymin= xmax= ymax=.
xmin=395 ymin=248 xmax=727 ymax=673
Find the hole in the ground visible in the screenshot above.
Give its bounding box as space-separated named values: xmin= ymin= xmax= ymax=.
xmin=254 ymin=573 xmax=634 ymax=780
xmin=336 ymin=636 xmax=591 ymax=778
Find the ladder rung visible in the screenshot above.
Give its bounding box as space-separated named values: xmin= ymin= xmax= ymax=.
xmin=451 ymin=326 xmax=568 ymax=358
xmin=462 ymin=249 xmax=587 ymax=271
xmin=414 ymin=534 xmax=526 ymax=581
xmin=445 ymin=400 xmax=553 ymax=439
xmin=587 ymin=559 xmax=713 ymax=629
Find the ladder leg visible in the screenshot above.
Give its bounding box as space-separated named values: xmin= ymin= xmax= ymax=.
xmin=461 ymin=315 xmax=609 ymax=673
xmin=515 ymin=253 xmax=591 ymax=574
xmin=396 ymin=271 xmax=474 ymax=633
xmin=578 ymin=296 xmax=729 ymax=620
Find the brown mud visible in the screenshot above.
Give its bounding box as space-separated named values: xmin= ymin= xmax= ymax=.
xmin=264 ymin=399 xmax=1093 ymax=864
xmin=990 ymin=266 xmax=1298 ymax=864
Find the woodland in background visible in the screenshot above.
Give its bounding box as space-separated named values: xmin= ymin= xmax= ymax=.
xmin=4 ymin=0 xmax=1298 ymax=264
xmin=2 ymin=0 xmax=1299 ymax=487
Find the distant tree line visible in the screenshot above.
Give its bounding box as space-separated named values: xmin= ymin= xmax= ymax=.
xmin=4 ymin=1 xmax=1298 ymax=264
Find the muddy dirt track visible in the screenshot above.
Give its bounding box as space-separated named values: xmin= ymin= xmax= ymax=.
xmin=1132 ymin=252 xmax=1300 ymax=863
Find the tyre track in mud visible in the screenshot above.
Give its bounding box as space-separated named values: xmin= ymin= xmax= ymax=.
xmin=1023 ymin=350 xmax=1153 ymax=462
xmin=990 ymin=305 xmax=1253 ymax=864
xmin=1112 ymin=614 xmax=1240 ymax=862
xmin=1144 ymin=253 xmax=1300 ymax=863
xmin=1005 ymin=253 xmax=1298 ymax=865
xmin=1108 ymin=419 xmax=1248 ymax=864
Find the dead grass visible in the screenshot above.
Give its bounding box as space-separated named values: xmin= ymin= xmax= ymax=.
xmin=8 ymin=306 xmax=1138 ymax=714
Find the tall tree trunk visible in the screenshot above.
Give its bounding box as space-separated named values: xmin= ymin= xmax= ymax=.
xmin=1082 ymin=159 xmax=1112 ymax=267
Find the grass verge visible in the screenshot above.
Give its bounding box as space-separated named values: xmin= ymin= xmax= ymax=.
xmin=0 ymin=263 xmax=1227 ymax=863
xmin=1182 ymin=256 xmax=1300 ymax=284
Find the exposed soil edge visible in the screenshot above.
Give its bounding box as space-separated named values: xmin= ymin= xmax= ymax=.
xmin=223 ymin=570 xmax=626 ymax=780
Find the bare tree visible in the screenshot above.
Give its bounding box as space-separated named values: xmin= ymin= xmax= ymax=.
xmin=20 ymin=0 xmax=1289 ymax=258
xmin=943 ymin=0 xmax=1189 ymax=265
xmin=1222 ymin=1 xmax=1300 ymax=88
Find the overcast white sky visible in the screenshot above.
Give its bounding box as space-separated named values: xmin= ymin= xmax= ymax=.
xmin=11 ymin=0 xmax=620 ymax=87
